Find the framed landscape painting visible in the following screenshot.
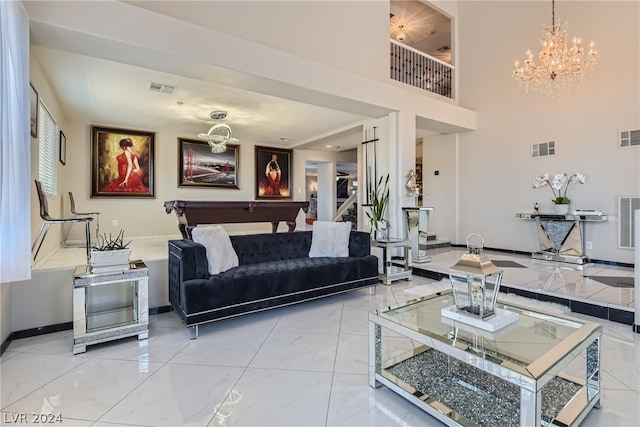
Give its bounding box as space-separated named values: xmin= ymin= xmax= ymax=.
xmin=255 ymin=145 xmax=292 ymax=200
xmin=91 ymin=125 xmax=155 ymax=198
xmin=178 ymin=137 xmax=239 ymax=188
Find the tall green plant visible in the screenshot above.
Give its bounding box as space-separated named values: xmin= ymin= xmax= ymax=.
xmin=366 ymin=174 xmax=390 ymax=231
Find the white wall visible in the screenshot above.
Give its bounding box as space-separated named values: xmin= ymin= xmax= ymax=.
xmin=422 ymin=133 xmax=457 ymax=242
xmin=29 ymin=51 xmax=69 ymax=259
xmin=316 ymin=162 xmax=336 ymax=221
xmin=455 ymin=1 xmax=639 ymax=262
xmin=61 ymin=120 xmax=319 ymax=241
xmin=121 ymin=1 xmax=391 ymax=84
xmin=10 ymin=259 xmax=168 ymax=332
xmin=1 ymin=282 xmax=10 ymax=344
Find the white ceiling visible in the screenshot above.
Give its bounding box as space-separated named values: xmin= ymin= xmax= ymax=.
xmin=28 ymin=1 xmax=449 ymax=151
xmin=390 ymin=0 xmax=452 ymax=63
xmin=31 ymin=45 xmax=369 ymax=149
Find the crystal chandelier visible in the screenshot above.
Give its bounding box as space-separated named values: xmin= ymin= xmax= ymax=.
xmin=513 ymin=0 xmax=598 ymax=94
xmin=197 ymin=111 xmax=239 ymax=154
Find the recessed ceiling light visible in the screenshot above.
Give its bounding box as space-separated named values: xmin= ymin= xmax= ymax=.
xmin=326 ymin=145 xmax=332 ymax=148
xmin=278 ymin=137 xmax=292 ymax=142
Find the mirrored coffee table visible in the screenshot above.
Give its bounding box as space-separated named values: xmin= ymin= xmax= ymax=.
xmin=369 ymin=290 xmax=601 ymax=427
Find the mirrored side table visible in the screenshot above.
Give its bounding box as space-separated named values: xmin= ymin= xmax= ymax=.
xmin=72 ymin=260 xmax=149 ymax=354
xmin=371 ymin=238 xmax=412 ymax=285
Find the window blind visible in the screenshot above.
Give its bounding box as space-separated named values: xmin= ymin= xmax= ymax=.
xmin=38 ymin=102 xmax=58 ymax=195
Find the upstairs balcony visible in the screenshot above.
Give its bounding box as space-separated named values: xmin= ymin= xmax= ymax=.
xmin=390 ymin=39 xmax=454 ymax=98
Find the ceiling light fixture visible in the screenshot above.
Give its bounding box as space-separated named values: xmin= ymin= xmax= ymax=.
xmin=197 ymin=123 xmax=239 ymax=153
xmin=513 ymin=0 xmax=598 ymax=94
xmin=396 ymin=25 xmax=406 ymax=42
xmin=210 ymin=110 xmax=228 ymax=120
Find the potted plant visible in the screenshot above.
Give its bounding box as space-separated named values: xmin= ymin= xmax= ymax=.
xmin=90 ymin=229 xmax=132 ymax=267
xmin=532 ymin=172 xmax=586 ymax=214
xmin=366 ymin=174 xmax=390 ymax=240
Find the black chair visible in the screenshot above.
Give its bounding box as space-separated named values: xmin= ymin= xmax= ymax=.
xmin=32 ymin=180 xmax=93 ymax=263
xmin=65 ymin=191 xmax=100 ymax=247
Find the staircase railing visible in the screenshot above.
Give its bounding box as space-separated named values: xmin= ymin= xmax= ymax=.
xmin=390 ymin=39 xmax=454 ymax=98
xmin=334 ymin=192 xmax=358 ymax=222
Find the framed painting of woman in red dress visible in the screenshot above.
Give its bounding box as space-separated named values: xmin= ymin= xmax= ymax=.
xmin=91 ymin=125 xmax=155 ymax=198
xmin=255 ymin=145 xmax=292 ymax=200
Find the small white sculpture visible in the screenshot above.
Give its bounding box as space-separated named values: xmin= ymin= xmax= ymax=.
xmin=406 ymin=169 xmax=419 ymax=195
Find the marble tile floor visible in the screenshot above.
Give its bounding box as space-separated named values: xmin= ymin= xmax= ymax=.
xmin=406 ymin=245 xmax=636 ymax=325
xmin=16 ymin=236 xmax=637 ymax=425
xmin=2 ymin=277 xmax=640 ymax=427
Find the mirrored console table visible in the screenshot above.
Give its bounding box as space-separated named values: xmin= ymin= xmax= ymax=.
xmin=402 ymin=206 xmax=433 ymax=263
xmin=516 ymin=213 xmax=608 ymax=265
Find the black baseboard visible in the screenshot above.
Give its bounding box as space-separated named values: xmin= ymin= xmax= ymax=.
xmin=412 ymin=267 xmax=448 ymax=281
xmin=149 ymin=305 xmax=172 ymax=315
xmin=1 ymin=335 xmax=11 ymax=356
xmin=490 ymin=284 xmax=635 ymax=327
xmin=12 ymin=322 xmax=73 ymax=340
xmin=1 ymin=305 xmax=173 ymax=356
xmin=450 ymin=244 xmax=634 ymax=268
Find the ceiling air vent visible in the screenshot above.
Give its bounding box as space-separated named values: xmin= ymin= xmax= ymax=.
xmin=148 ymin=81 xmax=177 ymax=94
xmin=619 ymin=129 xmax=640 ymax=148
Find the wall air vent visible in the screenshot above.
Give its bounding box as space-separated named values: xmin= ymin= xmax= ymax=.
xmin=148 ymin=81 xmax=177 ymax=94
xmin=618 ymin=196 xmax=640 ymax=249
xmin=532 ymin=141 xmax=555 ymax=157
xmin=619 ymin=129 xmax=640 ymax=148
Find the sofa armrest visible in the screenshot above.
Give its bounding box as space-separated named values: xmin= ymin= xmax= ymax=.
xmin=349 ymin=231 xmax=372 ymax=257
xmin=169 ymin=239 xmax=209 ymax=281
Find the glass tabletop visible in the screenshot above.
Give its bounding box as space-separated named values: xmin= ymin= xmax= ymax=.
xmin=372 ymin=290 xmax=601 ymax=378
xmin=74 ymin=259 xmax=147 ymax=280
xmin=370 ymin=238 xmax=410 ymax=247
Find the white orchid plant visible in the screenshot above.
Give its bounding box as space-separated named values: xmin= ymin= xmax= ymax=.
xmin=532 ymin=172 xmax=586 ymax=205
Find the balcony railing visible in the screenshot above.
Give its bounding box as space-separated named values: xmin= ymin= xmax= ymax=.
xmin=390 ymin=40 xmax=454 ymax=98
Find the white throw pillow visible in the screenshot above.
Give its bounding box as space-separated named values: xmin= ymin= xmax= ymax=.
xmin=309 ymin=221 xmax=352 ymax=258
xmin=191 ymin=225 xmax=239 ymax=275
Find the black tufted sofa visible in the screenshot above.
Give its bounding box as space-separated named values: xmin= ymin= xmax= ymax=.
xmin=168 ymin=230 xmax=378 ymax=338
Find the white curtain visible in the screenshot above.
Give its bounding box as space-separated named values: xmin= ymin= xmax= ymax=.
xmin=0 ymin=0 xmax=32 ymax=282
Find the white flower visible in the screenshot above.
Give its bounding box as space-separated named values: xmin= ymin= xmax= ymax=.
xmin=551 ymin=174 xmax=566 ymax=191
xmin=571 ymin=172 xmax=586 ymax=184
xmin=532 ymin=171 xmax=586 ymax=203
xmin=532 ymin=174 xmax=549 ymax=188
